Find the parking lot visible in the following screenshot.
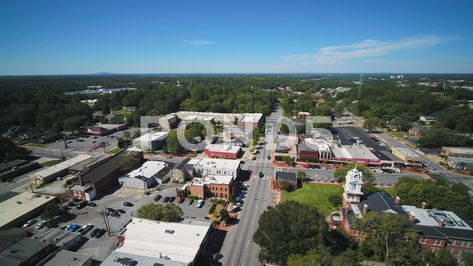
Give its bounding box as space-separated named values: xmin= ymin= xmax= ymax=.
xmin=24 ymin=128 xmax=138 ymax=159
xmin=332 ymin=127 xmax=400 ymax=161
xmin=22 ymin=182 xmax=212 ymax=261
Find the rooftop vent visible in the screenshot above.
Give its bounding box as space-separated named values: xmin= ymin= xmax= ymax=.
xmin=164 ymin=229 xmax=175 ymax=234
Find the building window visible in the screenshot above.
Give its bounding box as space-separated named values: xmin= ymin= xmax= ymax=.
xmin=462 ymin=241 xmax=466 ymax=247
xmin=457 ymin=250 xmax=462 ymax=257
xmin=434 ymin=239 xmax=438 ymax=245
xmin=452 ymin=240 xmax=457 ymax=246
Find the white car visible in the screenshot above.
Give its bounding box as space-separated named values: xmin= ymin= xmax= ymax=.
xmin=22 ymin=219 xmax=37 ymax=228
xmin=35 ymin=220 xmax=47 ymax=229
xmin=196 ymin=200 xmax=204 ymax=208
xmin=234 ymin=202 xmax=242 ymax=208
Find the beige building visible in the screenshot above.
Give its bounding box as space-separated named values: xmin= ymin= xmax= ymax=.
xmin=392 ymin=147 xmax=422 ymax=163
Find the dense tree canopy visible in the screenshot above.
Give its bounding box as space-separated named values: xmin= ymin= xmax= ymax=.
xmin=0 ymin=137 xmax=31 ymax=161
xmin=253 ymin=201 xmax=327 ymax=265
xmin=137 ymin=204 xmax=183 ymax=222
xmin=393 ymin=177 xmax=473 ymax=220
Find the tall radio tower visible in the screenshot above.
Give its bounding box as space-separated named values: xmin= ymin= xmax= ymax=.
xmin=357 ymin=74 xmax=363 ymax=99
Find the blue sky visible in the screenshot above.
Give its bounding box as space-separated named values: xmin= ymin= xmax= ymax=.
xmin=1 ymin=0 xmax=472 ymax=75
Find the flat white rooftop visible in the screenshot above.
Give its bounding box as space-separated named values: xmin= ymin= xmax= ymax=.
xmin=205 ymin=144 xmax=241 ymax=154
xmin=0 ymin=192 xmax=56 ymax=229
xmin=113 ymin=218 xmax=211 ymax=264
xmin=331 ymin=144 xmax=379 ymax=161
xmin=31 ymin=154 xmax=92 ymax=178
xmin=304 ymin=138 xmax=330 ymax=151
xmin=402 ymin=205 xmax=473 ymax=230
xmin=126 ymin=161 xmax=166 ymax=179
xmin=134 ymin=132 xmax=169 ymax=142
xmin=444 ymin=147 xmax=473 ymax=155
xmin=188 ymin=157 xmax=241 ymax=171
xmin=240 ymin=113 xmax=263 ymax=123
xmin=193 ymin=175 xmax=234 ymax=185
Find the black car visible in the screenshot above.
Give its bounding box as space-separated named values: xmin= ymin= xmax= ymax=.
xmin=92 ymin=228 xmax=106 ymax=238
xmin=89 ymin=228 xmax=99 ymax=237
xmin=169 ymin=196 xmax=176 ymax=203
xmin=76 ymin=201 xmax=87 ymax=209
xmin=163 ymin=196 xmax=170 ymax=203
xmin=267 ymin=205 xmax=273 ymax=210
xmin=123 ymin=201 xmax=133 ymax=207
xmin=111 ymin=210 xmax=120 ymax=218
xmin=117 ymin=209 xmax=126 ymax=214
xmin=105 ymin=208 xmax=115 ymax=214
xmin=88 ymin=202 xmax=97 ymax=207
xmin=267 ymin=155 xmax=271 ymax=160
xmin=258 ymin=172 xmax=264 ymax=178
xmin=154 ymin=194 xmax=162 ymax=201
xmin=188 ymin=199 xmax=194 ymax=205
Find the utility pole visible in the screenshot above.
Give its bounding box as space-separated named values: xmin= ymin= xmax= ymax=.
xmin=357 ymin=74 xmax=363 ymax=99
xmin=102 ymin=208 xmax=111 ymax=236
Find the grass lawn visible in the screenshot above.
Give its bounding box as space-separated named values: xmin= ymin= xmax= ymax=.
xmin=41 ymin=159 xmax=62 ymax=167
xmin=108 ymin=146 xmax=121 ymax=154
xmin=284 ymin=183 xmax=343 ymax=217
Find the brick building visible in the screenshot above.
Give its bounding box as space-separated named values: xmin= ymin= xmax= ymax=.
xmin=333 ymin=168 xmax=473 ymax=260
xmin=204 ymin=144 xmax=242 ymax=159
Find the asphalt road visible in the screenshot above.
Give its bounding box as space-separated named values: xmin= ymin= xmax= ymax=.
xmin=375 ymin=132 xmax=473 ymax=191
xmin=220 ymin=108 xmax=282 ymax=266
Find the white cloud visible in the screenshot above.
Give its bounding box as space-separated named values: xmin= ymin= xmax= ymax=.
xmin=183 ymin=39 xmax=214 ymax=46
xmin=281 ymin=35 xmax=454 ymax=64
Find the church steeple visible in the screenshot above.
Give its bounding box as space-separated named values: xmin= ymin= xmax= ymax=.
xmin=343 ymin=168 xmax=364 ymax=207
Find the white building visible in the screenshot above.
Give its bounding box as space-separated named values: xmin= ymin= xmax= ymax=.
xmin=188 ymin=158 xmax=241 ymax=178
xmin=158 ymin=113 xmax=177 ymax=130
xmin=343 ymin=169 xmax=364 ymax=204
xmin=29 ymin=154 xmax=92 ymax=186
xmin=133 ymin=132 xmax=169 ymax=151
xmin=102 ymin=218 xmax=211 ymax=266
xmin=118 ymin=161 xmax=169 ymax=189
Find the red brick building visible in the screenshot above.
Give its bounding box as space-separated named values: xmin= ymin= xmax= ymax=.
xmin=204 ymin=144 xmax=242 ymax=159
xmin=187 ymin=175 xmax=235 ymax=199
xmin=298 ymin=142 xmax=319 ymax=162
xmin=332 ymin=169 xmax=473 ymax=260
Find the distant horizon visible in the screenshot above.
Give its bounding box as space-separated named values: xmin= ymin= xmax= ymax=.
xmin=1 ymin=71 xmax=473 ymax=77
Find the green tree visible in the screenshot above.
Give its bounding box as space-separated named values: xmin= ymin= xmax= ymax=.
xmin=41 ymin=204 xmax=60 ymax=222
xmin=363 ymin=117 xmax=381 ymax=132
xmin=297 ymin=171 xmax=307 ymax=181
xmin=279 ymin=123 xmax=289 ymax=134
xmin=137 ymin=204 xmax=183 ymax=222
xmin=253 ymin=201 xmax=327 ymax=264
xmin=354 ymin=212 xmax=417 ymax=263
xmin=165 ymin=130 xmax=184 ymax=155
xmin=328 ymin=194 xmax=342 ymax=208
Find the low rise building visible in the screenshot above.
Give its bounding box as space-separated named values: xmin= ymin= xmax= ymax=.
xmin=43 ymin=250 xmax=92 ymax=266
xmin=447 ymin=157 xmax=473 ymax=171
xmin=0 ymin=237 xmax=53 ymax=266
xmin=391 ymin=147 xmax=422 ymax=163
xmin=29 ymin=154 xmax=92 ymax=186
xmin=170 ymin=159 xmax=193 ymax=184
xmin=0 ymin=192 xmax=57 ymax=230
xmin=330 ymin=144 xmax=380 ymax=165
xmin=102 ymin=218 xmax=211 ymax=266
xmin=119 ymin=160 xmax=169 ymax=189
xmin=188 ymin=175 xmax=235 ymax=199
xmin=79 ymin=123 xmax=127 ymax=136
xmin=132 ymin=131 xmax=169 ymax=151
xmin=237 ymin=113 xmax=264 ymax=130
xmin=188 ymin=158 xmax=241 ymax=178
xmin=68 ymin=149 xmax=143 ymax=200
xmin=159 ymin=113 xmax=178 ymax=130
xmin=273 ymin=135 xmax=299 ymax=162
xmin=419 ymin=115 xmax=437 ymax=124
xmin=204 ymin=144 xmax=242 ymax=159
xmin=442 ymin=147 xmax=473 ymax=158
xmin=298 ymin=138 xmax=332 ymax=162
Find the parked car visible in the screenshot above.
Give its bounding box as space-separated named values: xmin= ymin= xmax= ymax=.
xmin=111 ymin=210 xmax=120 ymax=218
xmin=258 ymin=172 xmax=264 ymax=178
xmin=267 ymin=205 xmax=273 ymax=210
xmin=117 ymin=209 xmax=126 ymax=214
xmin=169 ymin=196 xmax=176 ymax=203
xmin=154 ymin=194 xmax=162 ymax=201
xmin=22 ymin=219 xmax=37 ymax=228
xmin=163 ymin=196 xmax=170 ymax=203
xmin=267 ymin=155 xmax=271 ymax=160
xmin=196 ymin=200 xmax=204 ymax=208
xmin=67 ymin=224 xmax=81 ymax=232
xmin=76 ymin=201 xmax=87 ymax=209
xmin=188 ymin=199 xmax=195 ymax=205
xmin=35 ymin=220 xmax=47 ymax=229
xmin=105 ymin=208 xmax=115 ymax=214
xmin=94 ymin=228 xmax=106 ymax=238
xmin=234 ymin=202 xmax=242 ymax=208
xmin=89 ymin=228 xmax=99 ymax=238
xmin=78 ymin=224 xmax=94 ymax=235
xmin=88 ymin=202 xmax=97 ymax=207
xmin=123 ymin=201 xmax=133 ymax=207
